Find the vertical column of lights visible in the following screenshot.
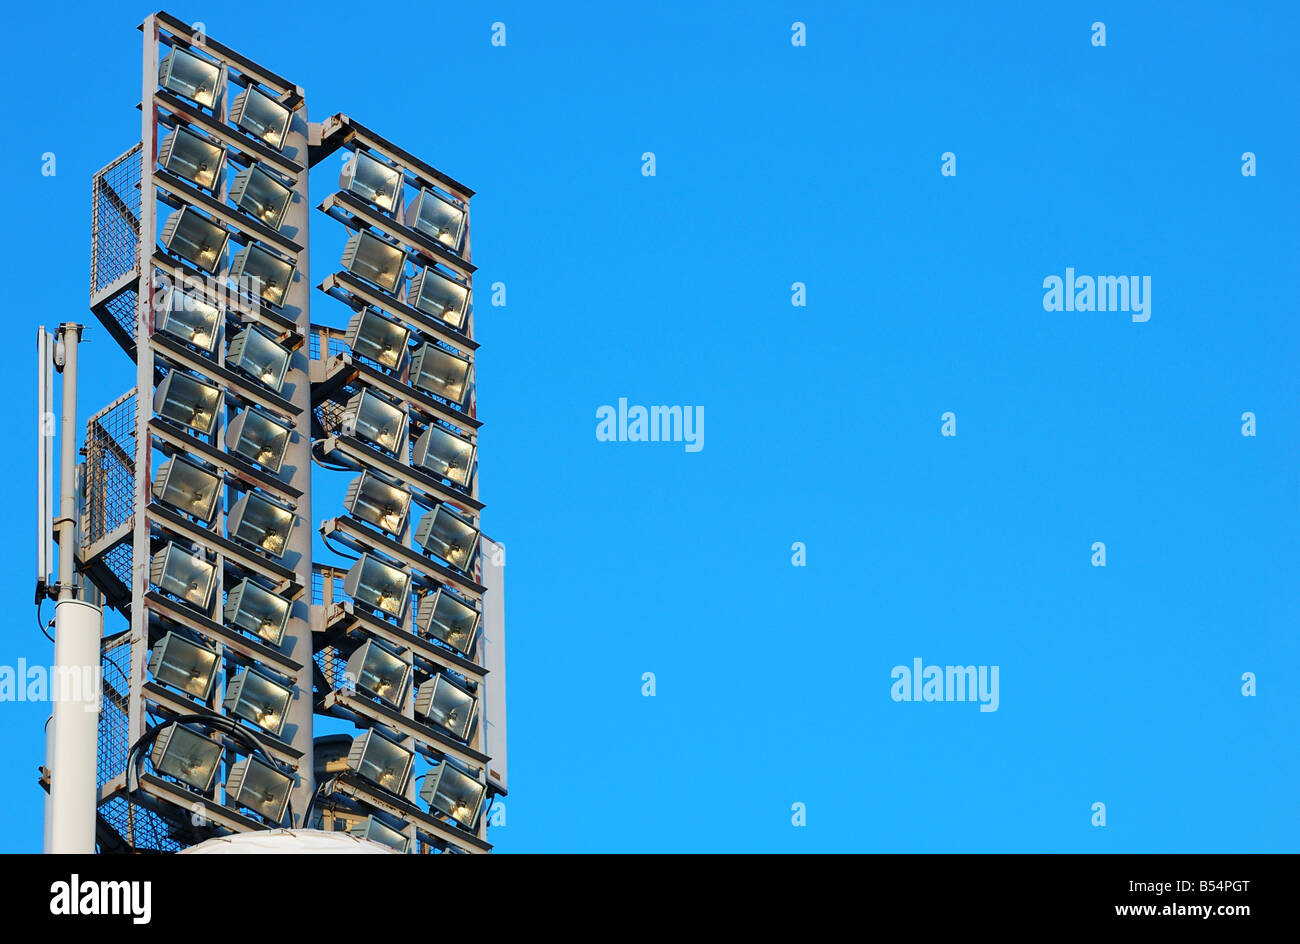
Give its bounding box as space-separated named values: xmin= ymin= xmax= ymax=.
xmin=312 ymin=127 xmax=491 ymax=852
xmin=128 ymin=14 xmax=308 ymax=837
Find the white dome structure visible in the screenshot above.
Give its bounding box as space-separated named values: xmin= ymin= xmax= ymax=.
xmin=180 ymin=828 xmax=397 ymax=854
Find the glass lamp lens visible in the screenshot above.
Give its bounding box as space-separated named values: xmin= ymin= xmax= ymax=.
xmin=415 ymin=425 xmax=474 ymax=486
xmin=225 ymin=578 xmax=291 ymax=646
xmin=407 ymin=189 xmax=465 ymax=250
xmin=410 ymin=344 xmax=470 ymax=405
xmin=153 ymin=724 xmax=224 ymax=791
xmin=226 ymin=408 xmax=291 ymax=472
xmin=149 ymin=632 xmax=218 ymax=699
xmin=342 ymin=151 xmax=402 ymax=213
xmin=159 ymin=47 xmax=222 ymax=108
xmin=343 ymin=230 xmax=405 ymax=294
xmin=232 ymin=164 xmax=292 ymax=230
xmin=155 ymin=371 xmax=223 ymax=436
xmin=159 ymin=126 xmax=224 ymax=190
xmin=232 ymin=85 xmax=290 ymax=150
xmin=420 ymin=592 xmax=479 ymax=653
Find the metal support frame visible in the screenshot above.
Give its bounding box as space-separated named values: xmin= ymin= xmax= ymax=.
xmin=53 ymin=9 xmax=504 ymax=855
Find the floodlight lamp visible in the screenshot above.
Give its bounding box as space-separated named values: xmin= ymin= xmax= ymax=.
xmin=351 ymin=815 xmax=409 ymax=853
xmin=230 ymin=84 xmax=291 ymax=151
xmin=154 ymin=370 xmax=223 ymax=436
xmin=347 ymin=729 xmax=413 ymax=794
xmin=224 ymin=667 xmax=293 ymax=737
xmin=341 ymin=230 xmax=406 ymax=294
xmin=156 ymin=286 xmax=222 ymax=353
xmin=225 ymin=407 xmax=291 ymax=473
xmin=230 ymin=163 xmax=293 ymax=230
xmin=224 ymin=578 xmax=291 ymax=647
xmin=414 ymin=506 xmax=479 ymax=572
xmin=344 ymin=553 xmax=411 ymax=619
xmin=346 ymin=308 xmax=409 ymax=370
xmin=151 ymin=455 xmax=222 ymax=524
xmin=406 ymin=266 xmax=469 ymax=330
xmin=226 ymin=755 xmax=293 ymax=824
xmin=151 ymin=723 xmax=224 ymax=792
xmin=344 ymin=471 xmax=412 ymax=536
xmin=341 ymin=389 xmax=407 ymax=455
xmin=228 ymin=325 xmax=291 ymax=392
xmin=420 ymin=761 xmax=485 ymax=828
xmin=158 ymin=126 xmax=225 ymax=191
xmin=150 ymin=543 xmax=216 ymax=610
xmin=160 ymin=206 xmax=229 ymax=274
xmin=230 ymin=242 xmax=296 ymax=308
xmin=158 ymin=46 xmax=224 ymax=109
xmin=415 ymin=675 xmax=477 ymax=742
xmin=417 ymin=590 xmax=480 ymax=655
xmin=409 ymin=344 xmax=471 ymax=406
xmin=405 ymin=188 xmax=465 ymax=252
xmin=147 ymin=631 xmax=219 ymax=700
xmin=343 ymin=638 xmax=410 ymax=707
xmin=227 ymin=491 xmax=294 ymax=558
xmin=341 ymin=150 xmax=402 ymax=214
xmin=413 ymin=425 xmax=475 ymax=488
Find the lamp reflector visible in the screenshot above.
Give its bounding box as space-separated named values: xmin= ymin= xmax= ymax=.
xmin=409 ymin=343 xmax=471 ymax=406
xmin=226 ymin=755 xmax=293 ymax=824
xmin=147 ymin=631 xmax=219 ymax=700
xmin=420 ymin=761 xmax=485 ymax=828
xmin=344 ymin=471 xmax=411 ymax=536
xmin=346 ymin=729 xmax=413 ymax=794
xmin=152 ymin=728 xmax=223 ymax=795
xmin=228 ymin=325 xmax=291 ymax=392
xmin=227 ymin=491 xmax=294 ymax=558
xmin=230 ymin=242 xmax=295 ymax=308
xmin=224 ymin=667 xmax=293 ymax=737
xmin=417 ymin=590 xmax=480 ymax=655
xmin=150 ymin=543 xmax=216 ymax=610
xmin=225 ymin=408 xmax=291 ymax=473
xmin=154 ymin=370 xmax=223 ymax=436
xmin=346 ymin=308 xmax=409 ymax=370
xmin=224 ymin=578 xmax=292 ymax=647
xmin=341 ymin=150 xmax=402 ymax=213
xmin=405 ymin=188 xmax=465 ymax=253
xmin=158 ymin=125 xmax=225 ymax=191
xmin=415 ymin=506 xmax=479 ymax=572
xmin=412 ymin=424 xmax=475 ymax=488
xmin=151 ymin=723 xmax=223 ymax=792
xmin=156 ymin=286 xmax=222 ymax=353
xmin=343 ymin=639 xmax=410 ymax=708
xmin=160 ymin=206 xmax=229 ymax=274
xmin=158 ymin=46 xmax=224 ymax=108
xmin=344 ymin=553 xmax=411 ymax=619
xmin=230 ymin=84 xmax=291 ymax=151
xmin=406 ymin=266 xmax=469 ymax=330
xmin=151 ymin=455 xmax=222 ymax=524
xmin=229 ymin=163 xmax=293 ymax=230
xmin=341 ymin=230 xmax=405 ymax=294
xmin=351 ymin=815 xmax=409 ymax=853
xmin=415 ymin=675 xmax=477 ymax=741
xmin=341 ymin=388 xmax=407 ymax=455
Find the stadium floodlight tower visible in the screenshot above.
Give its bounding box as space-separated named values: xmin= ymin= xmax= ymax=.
xmin=39 ymin=10 xmax=507 ymax=855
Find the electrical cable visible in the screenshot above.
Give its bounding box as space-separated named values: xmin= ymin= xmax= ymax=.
xmin=36 ymin=600 xmax=52 ymax=642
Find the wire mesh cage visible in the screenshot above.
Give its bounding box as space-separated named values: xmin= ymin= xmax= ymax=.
xmin=83 ymin=390 xmax=136 ymax=599
xmin=90 ymin=144 xmax=143 ymax=346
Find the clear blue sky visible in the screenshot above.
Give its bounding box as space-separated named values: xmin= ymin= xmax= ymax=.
xmin=0 ymin=1 xmax=1296 ymax=852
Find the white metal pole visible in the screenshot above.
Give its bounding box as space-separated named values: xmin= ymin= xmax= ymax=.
xmin=49 ymin=599 xmax=101 ymax=853
xmin=48 ymin=322 xmax=102 ymax=854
